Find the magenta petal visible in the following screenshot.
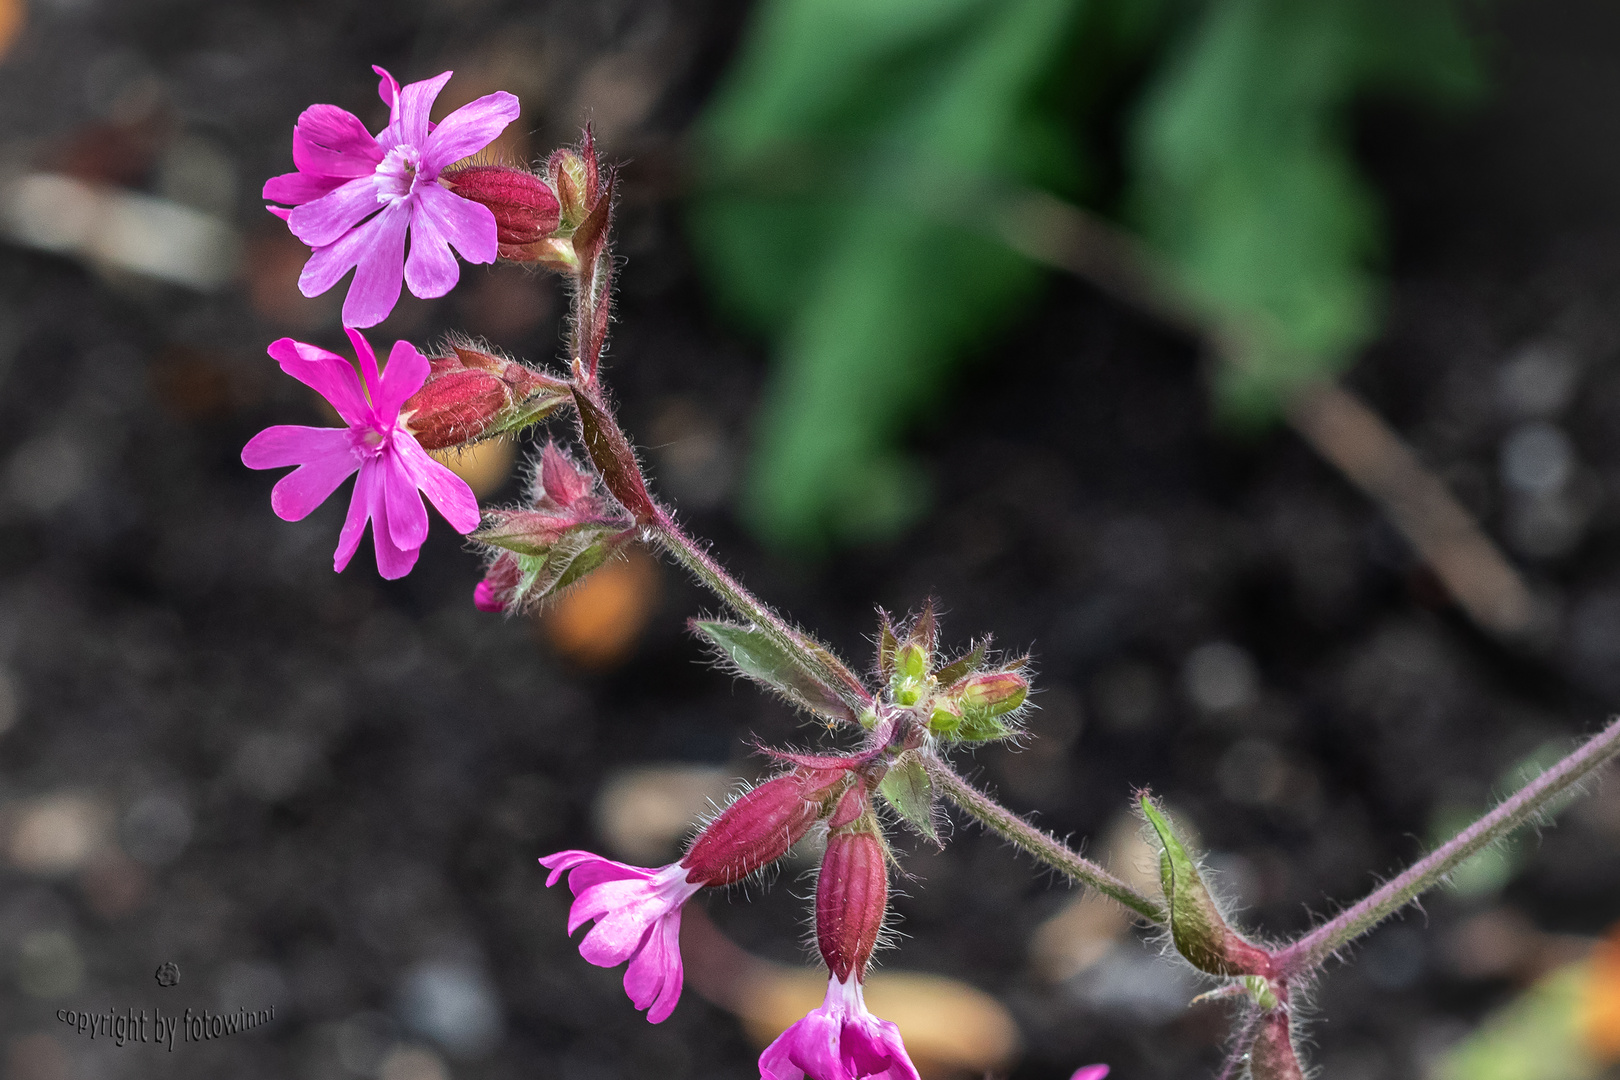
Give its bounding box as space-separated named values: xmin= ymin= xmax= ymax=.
xmin=299 ymin=223 xmax=371 ymax=298
xmin=1070 ymin=1068 xmax=1110 ymax=1080
xmin=381 ymin=455 xmax=430 ymax=552
xmin=290 ymin=103 xmax=383 ymax=178
xmin=374 ymin=65 xmax=402 ymax=123
xmin=367 ymin=465 xmax=420 ymax=579
xmin=270 ymin=445 xmax=362 ymax=521
xmin=242 ymin=424 xmax=346 ymax=470
xmin=417 ymin=182 xmax=498 ymax=265
xmin=422 ymin=91 xmax=520 ymax=173
xmin=540 ymin=850 xmax=653 ymax=891
xmin=289 ymin=175 xmax=385 ymax=248
xmin=266 ymin=204 xmax=293 ymax=221
xmin=402 ymin=196 xmax=461 ymax=300
xmin=375 ymin=339 xmax=430 ymax=418
xmin=571 ymin=877 xmax=660 ymax=941
xmin=340 ymin=201 xmax=410 ymax=328
xmin=394 ymin=435 xmax=480 ymax=534
xmin=395 ymin=71 xmax=453 ymax=150
xmin=264 ymin=170 xmax=347 ymax=206
xmin=334 ymin=460 xmax=379 ymax=572
xmin=625 ymin=910 xmax=684 ymax=1023
xmin=265 ymin=338 xmax=370 ymax=426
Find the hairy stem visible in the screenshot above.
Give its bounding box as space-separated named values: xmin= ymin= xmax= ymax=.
xmin=648 ymin=509 xmax=871 ymax=718
xmin=926 ymin=758 xmax=1166 ymax=923
xmin=1273 ymin=717 xmax=1620 ymax=977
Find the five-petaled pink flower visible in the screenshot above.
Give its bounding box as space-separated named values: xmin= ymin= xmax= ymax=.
xmin=241 ymin=330 xmax=481 ymax=579
xmin=759 ymin=973 xmax=922 ymax=1080
xmin=264 ymin=67 xmax=519 ymax=328
xmin=539 ymin=851 xmax=702 ymax=1024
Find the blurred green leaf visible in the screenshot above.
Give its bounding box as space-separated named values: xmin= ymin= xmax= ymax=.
xmin=690 ymin=0 xmax=1130 ymax=547
xmin=1129 ymin=0 xmax=1481 ymax=424
xmin=689 ymin=0 xmax=1481 ymax=546
xmin=1432 ymin=964 xmax=1600 ymax=1080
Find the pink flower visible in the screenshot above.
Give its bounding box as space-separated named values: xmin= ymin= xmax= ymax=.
xmin=540 ymin=851 xmax=702 ymax=1024
xmin=1070 ymin=1068 xmax=1110 ymax=1080
xmin=242 ymin=330 xmax=481 ymax=579
xmin=264 ymin=66 xmax=519 ymax=327
xmin=759 ymin=974 xmax=921 ymax=1080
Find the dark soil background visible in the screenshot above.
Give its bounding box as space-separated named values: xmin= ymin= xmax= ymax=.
xmin=2 ymin=2 xmax=1620 ymax=1079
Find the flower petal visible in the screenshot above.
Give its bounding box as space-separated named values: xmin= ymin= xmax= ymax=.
xmin=375 ymin=339 xmax=430 ymax=419
xmin=759 ymin=1020 xmax=812 ymax=1080
xmin=263 ymin=170 xmax=346 ymax=206
xmin=290 ymin=103 xmax=383 ymax=179
xmin=402 ymin=194 xmax=461 ymax=300
xmin=539 ymin=850 xmax=652 ymax=890
xmin=334 ymin=459 xmax=379 ymax=572
xmin=373 ymin=65 xmax=402 ymax=123
xmin=367 ymin=463 xmax=421 ymax=579
xmin=393 ymin=433 xmax=480 ymax=534
xmin=242 ymin=423 xmax=348 ymax=470
xmin=265 ymin=338 xmax=369 ymax=427
xmin=422 ymin=91 xmax=520 ymax=174
xmin=417 ymin=182 xmax=498 ymax=266
xmin=288 ymin=175 xmax=385 ymax=248
xmin=381 ymin=452 xmax=429 ymax=552
xmin=625 ymin=910 xmax=684 ymax=1023
xmin=270 ymin=447 xmax=361 ymax=521
xmin=395 ymin=71 xmax=453 ymax=151
xmin=340 ymin=201 xmax=411 ymax=328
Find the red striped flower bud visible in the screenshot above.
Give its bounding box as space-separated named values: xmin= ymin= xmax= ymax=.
xmin=402 ymin=345 xmax=568 ymax=451
xmin=816 ymin=811 xmax=888 ymax=981
xmin=442 ymin=165 xmax=561 ymax=247
xmin=681 ymin=768 xmax=845 ymax=887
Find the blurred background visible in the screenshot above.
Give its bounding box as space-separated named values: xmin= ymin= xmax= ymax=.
xmin=2 ymin=0 xmax=1620 ymax=1078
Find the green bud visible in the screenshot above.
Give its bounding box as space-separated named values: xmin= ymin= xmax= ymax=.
xmin=927 ymin=702 xmax=961 ymax=736
xmin=895 ymin=642 xmax=927 ymax=681
xmin=894 ymin=680 xmax=923 ymax=707
xmin=959 ymin=672 xmax=1027 ymax=719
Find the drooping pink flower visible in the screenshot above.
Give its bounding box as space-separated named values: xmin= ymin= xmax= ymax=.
xmin=758 ymin=974 xmax=921 ymax=1080
xmin=242 ymin=330 xmax=481 ymax=579
xmin=539 ymin=851 xmax=702 ymax=1024
xmin=263 ymin=66 xmax=519 ymax=327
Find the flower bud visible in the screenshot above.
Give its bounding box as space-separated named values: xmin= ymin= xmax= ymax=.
xmin=681 ymin=768 xmax=845 ymax=886
xmin=1140 ymin=795 xmax=1272 ymax=978
xmin=474 ymin=555 xmax=521 ymax=612
xmin=816 ymin=821 xmax=888 ymax=981
xmin=442 ymin=164 xmax=561 ymax=247
xmin=402 ymin=345 xmax=568 ymax=451
xmin=958 ymin=671 xmax=1027 ymax=717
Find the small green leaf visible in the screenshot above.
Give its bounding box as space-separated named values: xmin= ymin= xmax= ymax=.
xmin=1140 ymin=795 xmax=1262 ymax=976
xmin=933 ymin=639 xmax=987 ymax=688
xmin=878 ymin=752 xmax=938 ymax=843
xmin=695 ymin=620 xmax=856 ymax=721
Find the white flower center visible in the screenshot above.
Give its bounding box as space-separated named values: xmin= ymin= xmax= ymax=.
xmin=375 ymin=144 xmax=423 ymax=204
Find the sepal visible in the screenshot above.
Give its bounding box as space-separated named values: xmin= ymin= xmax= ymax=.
xmin=876 ymin=751 xmax=938 ymax=844
xmin=402 ymin=343 xmax=569 ymax=451
xmin=1139 ymin=795 xmax=1271 ymax=977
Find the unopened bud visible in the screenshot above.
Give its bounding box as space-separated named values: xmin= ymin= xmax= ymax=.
xmin=548 ymin=147 xmax=593 ymax=232
xmin=442 ymin=165 xmax=561 ymax=247
xmin=682 ymin=768 xmax=845 ymax=886
xmin=402 ymin=345 xmax=568 ymax=451
xmin=959 ymin=671 xmax=1027 ymax=717
xmin=927 ymin=701 xmax=961 ymax=736
xmin=816 ymin=822 xmax=888 ymax=981
xmin=473 ymin=553 xmax=523 ymax=613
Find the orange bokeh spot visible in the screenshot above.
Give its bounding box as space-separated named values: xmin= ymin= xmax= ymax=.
xmin=540 ymin=550 xmax=659 ymax=669
xmin=1582 ymin=923 xmax=1620 ymax=1061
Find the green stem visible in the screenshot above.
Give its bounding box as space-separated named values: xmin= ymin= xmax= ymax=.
xmin=926 ymin=757 xmax=1166 ymax=923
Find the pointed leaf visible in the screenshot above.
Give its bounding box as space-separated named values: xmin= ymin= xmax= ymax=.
xmin=878 ymin=752 xmax=938 ymax=844
xmin=877 ymin=613 xmax=898 ymax=682
xmin=1140 ymin=795 xmax=1268 ymax=977
xmin=695 ymin=620 xmax=856 ymax=722
xmin=934 ymin=638 xmax=988 ymax=689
